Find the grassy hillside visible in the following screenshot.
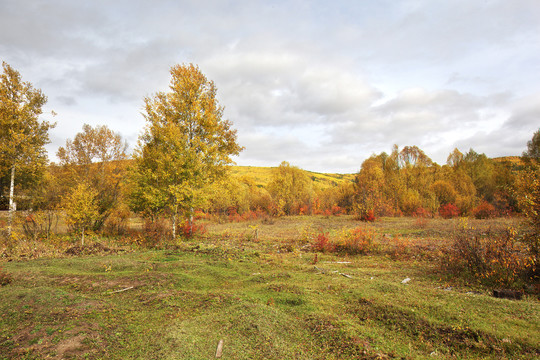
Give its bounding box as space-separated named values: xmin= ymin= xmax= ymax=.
xmin=229 ymin=165 xmax=355 ymax=188
xmin=492 ymin=156 xmax=525 ymax=167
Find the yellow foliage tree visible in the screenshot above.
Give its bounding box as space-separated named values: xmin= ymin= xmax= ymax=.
xmin=267 ymin=161 xmax=313 ymax=215
xmin=0 ymin=62 xmax=55 ymax=236
xmin=63 ymin=183 xmax=99 ymax=245
xmin=57 ymin=124 xmax=128 ymax=230
xmin=129 ymin=63 xmax=242 ymax=238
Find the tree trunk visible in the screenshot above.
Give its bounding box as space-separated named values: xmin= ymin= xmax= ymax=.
xmin=189 ymin=207 xmax=194 ymax=237
xmin=172 ymin=204 xmax=177 ymax=239
xmin=7 ymin=165 xmax=16 ymax=237
xmin=81 ymin=226 xmax=85 ymax=246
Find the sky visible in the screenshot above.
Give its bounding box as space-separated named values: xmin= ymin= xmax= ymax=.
xmin=1 ymin=0 xmax=539 ymax=173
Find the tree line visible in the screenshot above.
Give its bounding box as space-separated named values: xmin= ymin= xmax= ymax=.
xmin=1 ymin=61 xmax=539 ymax=243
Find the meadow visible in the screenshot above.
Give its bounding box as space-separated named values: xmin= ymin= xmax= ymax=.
xmin=0 ymin=215 xmax=538 ymax=359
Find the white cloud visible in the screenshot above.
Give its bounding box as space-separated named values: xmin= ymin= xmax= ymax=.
xmin=1 ymin=0 xmax=539 ymax=172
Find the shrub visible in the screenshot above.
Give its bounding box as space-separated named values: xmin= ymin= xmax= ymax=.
xmin=357 ymin=209 xmax=375 ymax=222
xmin=178 ymin=220 xmax=207 ymax=239
xmin=438 ymin=203 xmax=459 ymax=219
xmin=313 ymin=232 xmax=330 ymax=252
xmin=333 ymin=227 xmax=375 ymax=255
xmin=412 ymin=207 xmax=431 ymax=228
xmin=440 ymin=227 xmax=535 ymax=289
xmin=471 ymin=201 xmax=496 ymax=219
xmin=387 ymin=235 xmax=411 ymax=260
xmin=412 ymin=207 xmax=431 ymax=218
xmin=103 ymin=204 xmax=131 ymax=236
xmin=315 ymin=227 xmax=376 ymax=255
xmin=0 ymin=266 xmax=12 ymax=286
xmin=20 ymin=210 xmax=60 ymax=241
xmin=140 ymin=218 xmax=170 ymax=247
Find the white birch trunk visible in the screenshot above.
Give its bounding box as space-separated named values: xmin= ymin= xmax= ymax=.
xmin=189 ymin=206 xmax=194 ymax=237
xmin=172 ymin=204 xmax=177 ymax=239
xmin=7 ymin=165 xmax=15 ymax=237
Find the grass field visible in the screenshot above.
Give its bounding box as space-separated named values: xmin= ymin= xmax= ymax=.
xmin=0 ymin=216 xmax=538 ymax=359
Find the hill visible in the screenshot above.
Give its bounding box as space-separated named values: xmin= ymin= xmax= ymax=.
xmin=229 ymin=166 xmax=355 ymax=188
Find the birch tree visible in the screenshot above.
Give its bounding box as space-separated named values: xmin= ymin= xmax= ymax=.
xmin=130 ymin=63 xmax=242 ymax=238
xmin=0 ymin=62 xmax=55 ymax=236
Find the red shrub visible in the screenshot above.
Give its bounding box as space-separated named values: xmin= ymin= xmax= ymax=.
xmin=471 ymin=201 xmax=496 ymax=219
xmin=331 ymin=205 xmax=344 ymax=216
xmin=313 ymin=232 xmax=331 ymax=252
xmin=360 ymin=209 xmax=376 ymax=222
xmin=439 ymin=203 xmax=460 ymax=219
xmin=412 ymin=207 xmax=431 ymax=218
xmin=179 ymin=220 xmax=207 ymax=239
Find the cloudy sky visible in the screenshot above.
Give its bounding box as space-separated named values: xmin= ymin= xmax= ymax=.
xmin=1 ymin=0 xmax=539 ymax=173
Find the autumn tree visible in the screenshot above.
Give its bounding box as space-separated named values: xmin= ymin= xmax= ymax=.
xmin=446 ymin=148 xmax=464 ymax=168
xmin=267 ymin=161 xmax=313 ymax=215
xmin=517 ymin=130 xmax=540 ymax=268
xmin=523 ymin=128 xmax=540 ymax=162
xmin=129 ymin=63 xmax=242 ymax=238
xmin=354 ymin=156 xmax=385 ymax=218
xmin=63 ymin=182 xmax=99 ymax=245
xmin=0 ymin=62 xmax=55 ymax=236
xmin=56 ymin=124 xmax=128 ymax=230
xmin=462 ymin=149 xmax=495 ymax=202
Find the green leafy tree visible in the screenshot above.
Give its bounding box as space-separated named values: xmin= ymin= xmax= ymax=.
xmin=63 ymin=183 xmax=99 ymax=245
xmin=0 ymin=62 xmax=55 ymax=236
xmin=130 ymin=63 xmax=242 ymax=238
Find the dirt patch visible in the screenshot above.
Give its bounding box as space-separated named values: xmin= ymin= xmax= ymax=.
xmin=7 ymin=325 xmax=101 ymax=360
xmin=65 ymin=242 xmax=118 ymax=256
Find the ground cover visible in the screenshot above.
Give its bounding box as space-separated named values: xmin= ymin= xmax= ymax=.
xmin=0 ymin=216 xmax=538 ymax=359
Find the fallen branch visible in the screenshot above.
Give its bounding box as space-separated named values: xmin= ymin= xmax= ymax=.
xmin=314 ymin=266 xmax=353 ymax=279
xmin=109 ymin=286 xmax=134 ymax=294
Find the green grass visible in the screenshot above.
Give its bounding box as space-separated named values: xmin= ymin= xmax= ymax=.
xmin=1 ymin=228 xmax=538 ymax=359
